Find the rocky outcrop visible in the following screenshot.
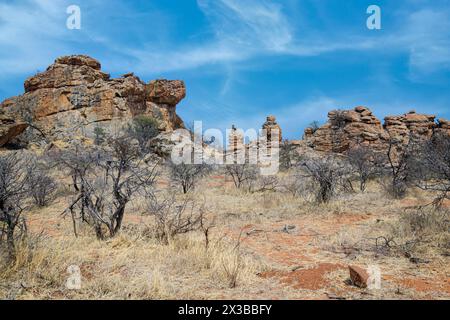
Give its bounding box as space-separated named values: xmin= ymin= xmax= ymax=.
xmin=0 ymin=55 xmax=186 ymax=148
xmin=305 ymin=106 xmax=388 ymax=153
xmin=304 ymin=106 xmax=450 ymax=153
xmin=384 ymin=110 xmax=436 ymax=145
xmin=0 ymin=109 xmax=28 ymax=147
xmin=436 ymin=118 xmax=450 ymax=136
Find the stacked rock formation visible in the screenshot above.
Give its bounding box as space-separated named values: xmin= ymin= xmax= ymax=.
xmin=304 ymin=106 xmax=387 ymax=153
xmin=384 ymin=111 xmax=436 ymax=145
xmin=227 ymin=125 xmax=245 ymax=153
xmin=262 ymin=115 xmax=282 ymax=143
xmin=0 ymin=55 xmax=186 ymax=148
xmin=304 ymin=106 xmax=450 ymax=153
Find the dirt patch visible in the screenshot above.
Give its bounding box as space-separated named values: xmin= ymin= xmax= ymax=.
xmin=386 ymin=275 xmax=450 ymax=295
xmin=260 ymin=263 xmax=345 ymax=290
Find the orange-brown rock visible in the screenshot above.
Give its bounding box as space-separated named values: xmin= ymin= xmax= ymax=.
xmin=349 ymin=265 xmax=369 ymax=288
xmin=0 ymin=109 xmax=28 ymax=147
xmin=305 ymin=106 xmax=387 ymax=153
xmin=0 ymin=55 xmax=186 ymax=147
xmin=304 ymin=106 xmax=449 ymax=153
xmin=436 ymin=118 xmax=450 ymax=137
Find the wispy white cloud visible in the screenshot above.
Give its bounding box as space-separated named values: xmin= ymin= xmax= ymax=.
xmin=198 ymin=0 xmax=293 ymax=52
xmin=1 ymin=0 xmax=449 ymax=78
xmin=401 ymin=9 xmax=450 ymax=78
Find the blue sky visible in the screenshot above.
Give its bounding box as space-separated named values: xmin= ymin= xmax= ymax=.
xmin=1 ymin=0 xmax=449 ymax=139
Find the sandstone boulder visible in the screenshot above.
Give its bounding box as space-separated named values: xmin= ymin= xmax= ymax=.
xmin=146 ymin=79 xmax=186 ymax=106
xmin=349 ymin=265 xmax=369 ymax=288
xmin=0 ymin=55 xmax=187 ymax=148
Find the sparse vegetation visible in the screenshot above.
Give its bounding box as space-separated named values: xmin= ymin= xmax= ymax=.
xmin=62 ymin=136 xmax=159 ymax=239
xmin=346 ymin=145 xmax=380 ymax=192
xmin=169 ymin=162 xmax=211 ymax=194
xmin=414 ymin=132 xmax=450 ymax=206
xmin=382 ymin=136 xmax=419 ymax=199
xmin=0 ymin=152 xmax=32 ymax=260
xmin=225 ymin=164 xmax=258 ymax=190
xmin=309 ymin=120 xmax=321 ymax=134
xmin=146 ymin=194 xmax=206 ymax=245
xmin=279 ymin=140 xmax=301 ymax=171
xmin=93 ymin=126 xmax=107 ymax=145
xmin=128 ymin=115 xmax=160 ymax=153
xmin=1 ymin=115 xmax=450 ymax=301
xmin=300 ymin=156 xmax=347 ymax=203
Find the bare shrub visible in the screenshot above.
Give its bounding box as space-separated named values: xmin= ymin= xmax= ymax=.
xmin=221 ymin=230 xmax=243 ymax=288
xmin=300 ymin=156 xmax=347 ymax=203
xmin=414 ymin=132 xmax=450 ymax=206
xmin=146 ymin=195 xmax=206 ymax=245
xmin=309 ymin=120 xmax=321 ymax=133
xmin=279 ymin=140 xmax=301 ymax=171
xmin=381 ymin=136 xmax=419 ymax=199
xmin=251 ymin=175 xmax=279 ymax=193
xmin=0 ymin=152 xmax=32 ymax=260
xmin=330 ymin=110 xmax=348 ymax=129
xmin=281 ymin=172 xmax=316 ymax=201
xmin=52 ymin=144 xmax=98 ymax=193
xmin=383 ymin=208 xmax=450 ymax=258
xmin=63 ymin=137 xmax=159 ymax=239
xmin=225 ymin=164 xmax=258 ymax=189
xmin=28 ymin=167 xmax=57 ymax=207
xmin=346 ymin=145 xmax=381 ymax=192
xmin=169 ymin=162 xmax=211 ymax=194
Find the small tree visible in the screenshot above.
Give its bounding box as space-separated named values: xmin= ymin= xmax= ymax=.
xmin=52 ymin=144 xmax=98 ymax=193
xmin=300 ymin=156 xmax=346 ymax=203
xmin=309 ymin=121 xmax=321 ymax=134
xmin=29 ymin=171 xmax=57 ymax=207
xmin=225 ymin=164 xmax=258 ymax=189
xmin=415 ymin=132 xmax=450 ymax=206
xmin=63 ymin=137 xmax=159 ymax=239
xmin=279 ymin=140 xmax=300 ymax=171
xmin=382 ymin=136 xmax=419 ymax=199
xmin=93 ymin=126 xmax=107 ymax=145
xmin=169 ymin=162 xmax=211 ymax=194
xmin=346 ymin=145 xmax=380 ymax=192
xmin=0 ymin=153 xmax=32 ymax=260
xmin=128 ymin=116 xmax=160 ymax=152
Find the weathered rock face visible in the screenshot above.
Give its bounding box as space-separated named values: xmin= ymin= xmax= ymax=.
xmin=304 ymin=106 xmax=450 ymax=153
xmin=0 ymin=109 xmax=28 ymax=147
xmin=384 ymin=110 xmax=436 ymax=145
xmin=0 ymin=55 xmax=186 ymax=148
xmin=305 ymin=106 xmax=388 ymax=153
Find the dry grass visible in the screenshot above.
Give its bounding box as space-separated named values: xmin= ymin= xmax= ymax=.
xmin=1 ymin=170 xmax=449 ymax=300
